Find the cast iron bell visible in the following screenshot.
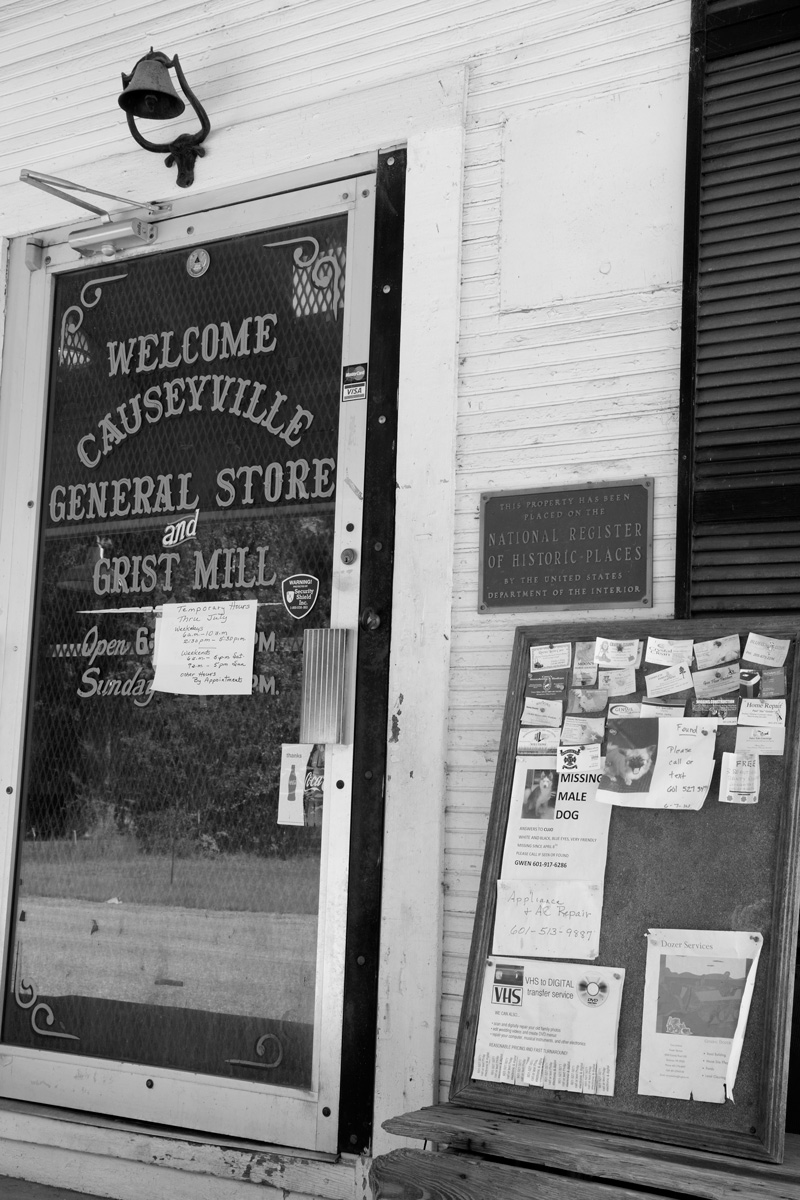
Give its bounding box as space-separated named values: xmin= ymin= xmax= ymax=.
xmin=119 ymin=48 xmax=210 ymax=186
xmin=119 ymin=51 xmax=185 ymax=120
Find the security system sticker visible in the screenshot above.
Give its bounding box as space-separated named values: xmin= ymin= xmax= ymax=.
xmin=342 ymin=363 xmax=368 ymax=402
xmin=281 ymin=574 xmax=320 ymax=620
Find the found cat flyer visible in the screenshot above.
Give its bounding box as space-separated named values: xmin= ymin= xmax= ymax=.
xmin=596 ymin=718 xmax=717 ymax=810
xmin=472 ymin=958 xmax=625 ymax=1094
xmin=638 ymin=929 xmax=762 ymax=1103
xmin=500 ymin=751 xmax=611 ymax=885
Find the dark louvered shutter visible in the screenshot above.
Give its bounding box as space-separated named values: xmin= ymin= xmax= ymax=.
xmin=679 ymin=8 xmax=800 ymax=617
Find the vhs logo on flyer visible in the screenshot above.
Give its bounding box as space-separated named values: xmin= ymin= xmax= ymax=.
xmin=492 ymin=962 xmax=523 ymax=1006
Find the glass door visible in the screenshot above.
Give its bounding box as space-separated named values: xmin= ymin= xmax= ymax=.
xmin=0 ymin=176 xmax=375 ymax=1150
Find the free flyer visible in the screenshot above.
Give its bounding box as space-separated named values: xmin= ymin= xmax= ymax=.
xmin=472 ymin=958 xmax=625 ymax=1094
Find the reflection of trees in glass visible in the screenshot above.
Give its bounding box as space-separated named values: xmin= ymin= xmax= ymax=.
xmin=26 ymin=508 xmax=333 ymax=857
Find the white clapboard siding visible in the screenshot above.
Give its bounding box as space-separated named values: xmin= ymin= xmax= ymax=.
xmin=439 ymin=0 xmax=690 ymax=1098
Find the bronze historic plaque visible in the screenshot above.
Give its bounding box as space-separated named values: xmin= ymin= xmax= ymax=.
xmin=479 ymin=479 xmax=653 ymax=612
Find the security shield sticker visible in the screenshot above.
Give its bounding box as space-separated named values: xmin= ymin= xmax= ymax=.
xmin=281 ymin=574 xmax=320 ymax=620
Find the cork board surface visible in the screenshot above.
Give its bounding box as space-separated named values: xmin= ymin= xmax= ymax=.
xmin=450 ymin=618 xmax=800 ymax=1163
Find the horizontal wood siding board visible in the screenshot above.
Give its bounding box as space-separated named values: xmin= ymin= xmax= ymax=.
xmin=699 ymin=261 xmax=800 ymax=290
xmin=694 ymin=531 xmax=800 ymax=548
xmin=706 ymin=71 xmax=800 ymax=108
xmin=692 ymin=594 xmax=800 ymax=610
xmin=703 ymin=169 xmax=800 ymax=201
xmin=695 ymin=563 xmax=800 ymax=578
xmin=696 ymin=396 xmax=800 ymax=419
xmin=697 ymin=333 xmax=800 ymax=356
xmin=700 ymin=296 xmax=800 ymax=322
xmin=702 ymin=202 xmax=800 ymax=235
xmin=690 ymin=549 xmax=800 ymax=566
xmin=696 ymin=457 xmax=800 ymax=475
xmin=693 ymin=381 xmax=799 ymax=403
xmin=697 ymin=424 xmax=800 ymax=445
xmin=696 ymin=520 xmax=800 ymax=536
xmin=695 ymin=363 xmax=799 ymax=385
xmin=697 ymin=440 xmax=800 ymax=459
xmin=697 ymin=471 xmax=800 ymax=487
xmin=703 ymin=139 xmax=800 ymax=172
xmin=693 ymin=485 xmax=800 ymax=521
xmin=707 ymin=14 xmax=800 ymax=60
xmin=693 ymin=578 xmax=800 ymax=594
xmin=703 ymin=206 xmax=800 ymax=238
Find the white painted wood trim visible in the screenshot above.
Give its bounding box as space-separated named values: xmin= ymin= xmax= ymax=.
xmin=372 ymin=111 xmax=466 ymax=1157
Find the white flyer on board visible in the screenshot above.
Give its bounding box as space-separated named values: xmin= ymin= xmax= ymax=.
xmin=646 ymin=637 xmax=693 ymax=667
xmin=693 ymin=634 xmax=740 ymax=670
xmin=594 ymin=638 xmax=640 ymax=667
xmin=501 ymin=753 xmax=610 ymax=883
xmin=152 ymin=600 xmax=257 ymax=695
xmin=742 ymin=632 xmax=790 ymax=668
xmin=719 ymin=753 xmax=760 ymax=804
xmin=493 ymin=880 xmax=603 ymax=960
xmin=638 ymin=929 xmax=762 ymax=1103
xmin=473 ymin=958 xmax=625 ymax=1094
xmin=530 ymin=643 xmax=572 ymax=671
xmin=596 ymin=718 xmax=717 ymax=810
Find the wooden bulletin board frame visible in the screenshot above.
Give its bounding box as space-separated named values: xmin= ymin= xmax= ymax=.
xmin=450 ymin=618 xmax=800 ymax=1164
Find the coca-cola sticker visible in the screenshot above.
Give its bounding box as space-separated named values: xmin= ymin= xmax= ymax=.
xmin=281 ymin=574 xmax=320 ymax=620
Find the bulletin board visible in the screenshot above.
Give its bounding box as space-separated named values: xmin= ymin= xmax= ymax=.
xmin=449 ymin=618 xmax=800 ymax=1163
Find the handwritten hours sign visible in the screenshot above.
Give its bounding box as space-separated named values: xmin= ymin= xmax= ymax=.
xmin=479 ymin=480 xmax=653 ymax=612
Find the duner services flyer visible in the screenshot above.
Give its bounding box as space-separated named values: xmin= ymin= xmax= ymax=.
xmin=473 ymin=958 xmax=625 ymax=1094
xmin=638 ymin=929 xmax=763 ymax=1103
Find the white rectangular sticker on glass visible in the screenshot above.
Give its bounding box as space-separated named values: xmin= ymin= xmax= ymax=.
xmin=341 ymin=362 xmax=368 ymax=402
xmin=278 ymin=744 xmax=313 ymax=825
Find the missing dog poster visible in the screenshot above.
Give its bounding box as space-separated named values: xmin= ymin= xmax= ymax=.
xmin=472 ymin=958 xmax=625 ymax=1094
xmin=595 ymin=718 xmax=716 ymax=810
xmin=500 ymin=751 xmax=611 ymax=883
xmin=638 ymin=929 xmax=763 ymax=1104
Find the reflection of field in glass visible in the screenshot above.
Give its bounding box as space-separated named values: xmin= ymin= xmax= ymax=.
xmin=19 ymin=837 xmax=319 ymax=914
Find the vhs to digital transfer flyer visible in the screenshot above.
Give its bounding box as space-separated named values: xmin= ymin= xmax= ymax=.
xmin=638 ymin=929 xmax=763 ymax=1103
xmin=473 ymin=958 xmax=625 ymax=1094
